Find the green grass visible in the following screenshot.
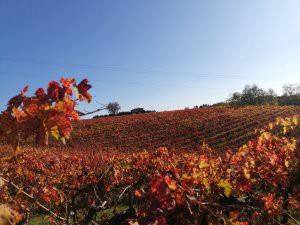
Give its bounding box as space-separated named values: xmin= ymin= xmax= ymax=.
xmin=28 ymin=216 xmax=51 ymax=225
xmin=28 ymin=205 xmax=129 ymax=225
xmin=96 ymin=205 xmax=129 ymax=221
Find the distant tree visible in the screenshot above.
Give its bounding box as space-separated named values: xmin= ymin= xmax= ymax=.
xmin=266 ymin=88 xmax=277 ymax=97
xmin=227 ymin=84 xmax=278 ymax=106
xmin=107 ymin=102 xmax=121 ymax=115
xmin=265 ymin=88 xmax=278 ymax=105
xmin=283 ymin=84 xmax=295 ymax=96
xmin=297 ymin=85 xmax=300 ymax=94
xmin=282 ymin=83 xmax=300 ymax=96
xmin=212 ymin=102 xmax=227 ymax=106
xmin=228 ymin=92 xmax=242 ymax=106
xmin=240 ymin=84 xmax=266 ymax=105
xmin=199 ymin=104 xmax=210 ymax=108
xmin=131 ymin=108 xmax=145 ymax=114
xmin=279 ymin=84 xmax=300 ymax=105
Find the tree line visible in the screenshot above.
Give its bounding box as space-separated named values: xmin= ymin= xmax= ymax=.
xmin=94 ymin=102 xmax=156 ymax=119
xmin=192 ymin=83 xmax=300 ymax=108
xmin=226 ymin=83 xmax=300 ymax=106
xmin=97 ymin=83 xmax=300 ymax=117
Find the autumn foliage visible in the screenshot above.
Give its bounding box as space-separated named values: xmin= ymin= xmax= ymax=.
xmin=0 ymin=78 xmax=92 ymax=151
xmin=0 ymin=79 xmax=299 ymax=225
xmin=71 ymin=105 xmax=300 ymax=152
xmin=0 ymin=115 xmax=299 ymax=224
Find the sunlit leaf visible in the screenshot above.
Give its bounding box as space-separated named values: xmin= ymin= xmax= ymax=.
xmin=243 ymin=168 xmax=251 ymax=179
xmin=217 ymin=179 xmax=232 ymax=197
xmin=164 ymin=175 xmax=177 ymax=190
xmin=0 ymin=204 xmax=22 ymax=225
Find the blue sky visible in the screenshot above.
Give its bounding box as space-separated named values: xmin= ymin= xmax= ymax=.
xmin=1 ymin=1 xmax=300 ymax=114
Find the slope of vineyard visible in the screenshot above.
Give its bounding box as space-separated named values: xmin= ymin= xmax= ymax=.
xmin=1 ymin=112 xmax=299 ymax=225
xmin=70 ymin=105 xmax=300 ymax=151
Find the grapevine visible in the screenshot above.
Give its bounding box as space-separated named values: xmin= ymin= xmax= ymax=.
xmin=0 ymin=78 xmax=92 ymax=151
xmin=0 ymin=79 xmax=299 ymax=225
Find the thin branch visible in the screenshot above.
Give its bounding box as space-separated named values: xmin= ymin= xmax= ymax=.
xmin=99 ymin=165 xmax=113 ymax=181
xmin=246 ymin=205 xmax=282 ymax=225
xmin=275 ymin=203 xmax=300 ymax=225
xmin=77 ymin=105 xmax=108 ymax=117
xmin=118 ymin=185 xmax=132 ymax=201
xmin=95 ymin=101 xmax=106 ymax=107
xmin=90 ymin=220 xmax=100 ymax=225
xmin=96 ymin=201 xmax=107 ymax=210
xmin=93 ymin=186 xmax=101 ymax=202
xmin=0 ymin=175 xmax=66 ymax=221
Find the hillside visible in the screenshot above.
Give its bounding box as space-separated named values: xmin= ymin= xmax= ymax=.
xmin=70 ymin=105 xmax=300 ymax=152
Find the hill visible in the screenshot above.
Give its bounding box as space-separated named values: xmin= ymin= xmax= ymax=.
xmin=70 ymin=105 xmax=300 ymax=152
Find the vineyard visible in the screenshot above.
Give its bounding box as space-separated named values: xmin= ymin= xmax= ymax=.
xmin=1 ymin=115 xmax=300 ymax=225
xmin=71 ymin=106 xmax=300 ymax=152
xmin=0 ymin=78 xmax=300 ymax=225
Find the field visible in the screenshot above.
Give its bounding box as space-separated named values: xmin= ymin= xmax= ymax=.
xmin=1 ymin=106 xmax=300 ymax=225
xmin=71 ymin=105 xmax=300 ymax=152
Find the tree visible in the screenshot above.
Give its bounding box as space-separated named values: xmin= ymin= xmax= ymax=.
xmin=265 ymin=88 xmax=278 ymax=105
xmin=228 ymin=92 xmax=242 ymax=106
xmin=227 ymin=84 xmax=278 ymax=106
xmin=107 ymin=102 xmax=121 ymax=115
xmin=283 ymin=83 xmax=300 ymax=96
xmin=283 ymin=84 xmax=296 ymax=96
xmin=0 ymin=78 xmax=92 ymax=151
xmin=131 ymin=108 xmax=145 ymax=114
xmin=241 ymin=84 xmax=266 ymax=105
xmin=279 ymin=84 xmax=300 ymax=105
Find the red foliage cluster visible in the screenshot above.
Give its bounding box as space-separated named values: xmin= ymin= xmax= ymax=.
xmin=0 ymin=78 xmax=92 ymax=151
xmin=72 ymin=106 xmax=300 ymax=152
xmin=0 ymin=115 xmax=299 ymax=224
xmin=0 ymin=79 xmax=299 ymax=224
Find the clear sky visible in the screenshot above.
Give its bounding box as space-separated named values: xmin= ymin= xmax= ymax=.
xmin=1 ymin=1 xmax=300 ymax=114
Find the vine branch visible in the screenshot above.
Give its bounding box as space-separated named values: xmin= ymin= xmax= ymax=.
xmin=0 ymin=175 xmax=66 ymax=221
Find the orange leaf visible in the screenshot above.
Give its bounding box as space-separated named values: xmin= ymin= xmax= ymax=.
xmin=164 ymin=175 xmax=177 ymax=190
